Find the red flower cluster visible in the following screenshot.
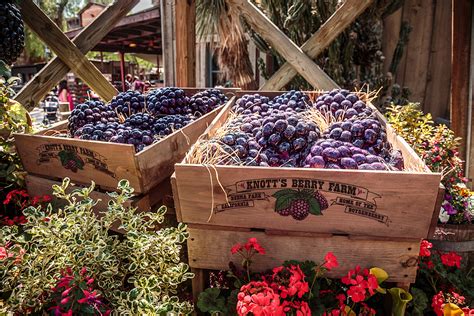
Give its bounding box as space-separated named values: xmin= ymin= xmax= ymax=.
xmin=2 ymin=189 xmax=52 ymax=226
xmin=282 ymin=300 xmax=311 ymax=316
xmin=341 ymin=266 xmax=378 ymax=303
xmin=231 ymin=237 xmax=266 ymax=255
xmin=237 ymin=281 xmax=283 ymax=316
xmin=270 ymin=265 xmax=310 ymax=299
xmin=431 ymin=291 xmax=467 ymax=316
xmin=440 ymin=251 xmax=462 ymax=268
xmin=49 ymin=267 xmax=110 ymax=316
xmin=419 ymin=239 xmax=432 ymax=257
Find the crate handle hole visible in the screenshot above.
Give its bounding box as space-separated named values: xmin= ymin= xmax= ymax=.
xmin=404 ymin=274 xmax=408 ymax=278
xmin=408 ymin=247 xmax=412 ymax=251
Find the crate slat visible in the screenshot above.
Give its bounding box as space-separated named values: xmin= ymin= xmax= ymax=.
xmin=187 ymin=227 xmax=420 ymax=283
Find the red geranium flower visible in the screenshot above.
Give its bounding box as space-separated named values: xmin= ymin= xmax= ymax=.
xmin=237 ymin=281 xmax=284 ymax=316
xmin=231 ymin=243 xmax=243 ymax=254
xmin=270 ymin=265 xmax=309 ymax=299
xmin=419 ymin=240 xmax=432 ymax=257
xmin=347 ymin=284 xmax=367 ymax=303
xmin=323 ymin=252 xmax=339 ymax=270
xmin=282 ymin=300 xmax=311 ymax=316
xmin=440 ymin=252 xmax=462 ymax=268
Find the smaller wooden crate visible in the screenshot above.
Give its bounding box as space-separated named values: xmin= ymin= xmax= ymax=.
xmin=187 ymin=225 xmax=420 ymax=283
xmin=26 ymin=174 xmax=175 ymax=233
xmin=15 ymin=88 xmax=237 ymax=194
xmin=26 ymin=174 xmax=173 ymax=213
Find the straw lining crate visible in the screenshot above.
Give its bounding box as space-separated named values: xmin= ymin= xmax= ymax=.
xmin=14 ymin=88 xmax=238 ymax=194
xmin=172 ymin=91 xmax=443 ymax=240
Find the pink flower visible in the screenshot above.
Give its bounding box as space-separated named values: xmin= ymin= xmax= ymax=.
xmin=323 ymin=252 xmax=339 ymax=270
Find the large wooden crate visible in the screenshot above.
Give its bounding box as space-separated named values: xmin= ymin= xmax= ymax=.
xmin=173 ymin=91 xmax=444 ymax=287
xmin=15 ymin=88 xmax=237 ymax=194
xmin=173 ymin=91 xmax=442 ymax=240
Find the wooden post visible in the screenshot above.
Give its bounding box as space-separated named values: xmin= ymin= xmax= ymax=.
xmin=120 ymin=52 xmax=126 ymax=92
xmin=175 ymin=0 xmax=196 ymax=87
xmin=19 ymin=0 xmax=118 ymax=102
xmin=261 ymin=0 xmax=372 ymax=91
xmin=15 ymin=0 xmax=139 ymax=110
xmin=470 ymin=3 xmax=474 ymax=180
xmin=451 ymin=0 xmax=472 ymax=166
xmin=161 ymin=0 xmax=176 ymax=86
xmin=227 ymin=0 xmax=337 ymax=91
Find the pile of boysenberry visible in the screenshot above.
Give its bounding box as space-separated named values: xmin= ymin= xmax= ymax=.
xmin=68 ymin=88 xmax=228 ymax=152
xmin=211 ymin=89 xmax=403 ymax=171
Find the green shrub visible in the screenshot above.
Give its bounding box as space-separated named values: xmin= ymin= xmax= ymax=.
xmin=0 ymin=178 xmax=194 ymax=315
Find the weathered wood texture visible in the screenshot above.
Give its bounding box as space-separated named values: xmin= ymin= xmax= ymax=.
xmin=187 ymin=227 xmax=420 ymax=283
xmin=382 ymin=0 xmax=452 ymax=120
xmin=261 ymin=0 xmax=373 ymax=91
xmin=15 ymin=0 xmax=139 ymax=110
xmin=19 ymin=0 xmax=118 ymax=102
xmin=175 ymin=0 xmax=196 ymax=87
xmin=161 ymin=0 xmax=176 ymax=86
xmin=450 ymin=0 xmax=472 ymax=164
xmin=174 ymin=93 xmax=442 ymax=240
xmin=227 ymin=0 xmax=337 ymax=90
xmin=14 ymin=89 xmax=236 ymax=194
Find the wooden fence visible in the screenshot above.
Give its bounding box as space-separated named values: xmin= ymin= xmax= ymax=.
xmin=382 ymin=0 xmax=451 ymax=121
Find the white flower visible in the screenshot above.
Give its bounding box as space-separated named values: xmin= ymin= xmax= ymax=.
xmin=439 ymin=201 xmax=450 ymax=223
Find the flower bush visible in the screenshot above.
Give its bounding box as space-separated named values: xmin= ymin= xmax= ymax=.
xmin=386 ymin=104 xmax=473 ymax=224
xmin=0 ymin=178 xmax=193 ymax=315
xmin=0 ymin=76 xmax=32 ymax=227
xmin=197 ymin=238 xmax=412 ymax=315
xmin=407 ymin=239 xmax=473 ymax=315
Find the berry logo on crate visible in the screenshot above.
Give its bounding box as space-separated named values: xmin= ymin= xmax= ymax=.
xmin=37 ymin=143 xmax=115 ymax=177
xmin=214 ymin=177 xmax=390 ymax=225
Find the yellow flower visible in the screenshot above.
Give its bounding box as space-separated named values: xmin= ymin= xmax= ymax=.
xmin=443 ymin=303 xmax=464 ymax=316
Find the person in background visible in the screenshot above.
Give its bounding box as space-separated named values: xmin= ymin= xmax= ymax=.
xmin=125 ymin=74 xmax=132 ymax=91
xmin=58 ymin=80 xmax=74 ymax=110
xmin=133 ymin=75 xmax=145 ymax=93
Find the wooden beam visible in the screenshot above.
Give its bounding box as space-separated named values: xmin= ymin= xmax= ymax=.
xmin=175 ymin=0 xmax=196 ymax=87
xmin=261 ymin=0 xmax=372 ymax=90
xmin=450 ymin=0 xmax=472 ymax=164
xmin=228 ymin=0 xmax=337 ymax=90
xmin=161 ymin=0 xmax=175 ymax=86
xmin=19 ymin=0 xmax=117 ymax=102
xmin=15 ymin=0 xmax=139 ymax=110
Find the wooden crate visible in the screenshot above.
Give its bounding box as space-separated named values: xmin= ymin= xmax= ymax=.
xmin=26 ymin=174 xmax=175 ymax=233
xmin=15 ymin=88 xmax=237 ymax=194
xmin=187 ymin=225 xmax=420 ymax=283
xmin=26 ymin=174 xmax=173 ymax=213
xmin=172 ymin=91 xmax=443 ymax=240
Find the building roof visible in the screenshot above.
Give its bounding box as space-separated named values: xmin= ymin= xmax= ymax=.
xmin=65 ymin=7 xmax=161 ymax=55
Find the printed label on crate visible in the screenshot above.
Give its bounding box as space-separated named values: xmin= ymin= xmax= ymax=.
xmin=214 ymin=177 xmax=390 ymax=225
xmin=36 ymin=144 xmax=115 ymax=177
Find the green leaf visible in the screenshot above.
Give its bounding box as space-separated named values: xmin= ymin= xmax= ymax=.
xmin=307 ymin=197 xmax=321 ymax=215
xmin=197 ymin=288 xmax=227 ymax=313
xmin=275 ymin=195 xmax=295 ymax=211
xmin=410 ymin=287 xmax=428 ymax=316
xmin=0 ymin=61 xmax=11 ymax=79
